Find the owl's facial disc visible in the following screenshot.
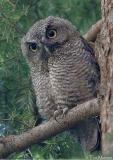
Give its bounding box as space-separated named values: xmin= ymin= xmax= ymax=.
xmin=41 ymin=30 xmax=61 ymax=54
xmin=27 ymin=41 xmax=50 ymax=61
xmin=27 ymin=41 xmax=44 ymax=54
xmin=40 ymin=24 xmax=69 ymax=53
xmin=28 ymin=42 xmax=38 ymax=52
xmin=46 ymin=29 xmax=57 ymax=39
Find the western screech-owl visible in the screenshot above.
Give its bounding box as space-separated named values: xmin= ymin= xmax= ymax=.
xmin=21 ymin=16 xmax=100 ymax=152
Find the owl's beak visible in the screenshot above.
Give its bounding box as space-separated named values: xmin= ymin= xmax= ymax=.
xmin=39 ymin=38 xmax=51 ymax=60
xmin=41 ymin=37 xmax=48 ymax=46
xmin=41 ymin=36 xmax=60 ymax=53
xmin=40 ymin=36 xmax=51 ymax=52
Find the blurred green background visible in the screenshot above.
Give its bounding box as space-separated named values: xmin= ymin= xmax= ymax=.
xmin=0 ymin=0 xmax=101 ymax=159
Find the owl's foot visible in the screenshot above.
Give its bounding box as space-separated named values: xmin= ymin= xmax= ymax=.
xmin=62 ymin=107 xmax=69 ymax=118
xmin=53 ymin=106 xmax=69 ymax=121
xmin=53 ymin=107 xmax=63 ymax=121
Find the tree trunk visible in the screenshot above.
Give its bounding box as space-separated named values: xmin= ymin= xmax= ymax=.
xmin=95 ymin=0 xmax=113 ymax=156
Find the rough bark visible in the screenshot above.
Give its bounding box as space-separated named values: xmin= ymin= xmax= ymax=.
xmin=0 ymin=99 xmax=99 ymax=158
xmin=95 ymin=0 xmax=113 ymax=156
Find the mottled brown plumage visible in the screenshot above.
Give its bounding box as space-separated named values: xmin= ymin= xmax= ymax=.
xmin=21 ymin=16 xmax=100 ymax=151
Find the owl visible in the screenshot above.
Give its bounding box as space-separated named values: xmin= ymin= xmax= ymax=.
xmin=21 ymin=16 xmax=100 ymax=152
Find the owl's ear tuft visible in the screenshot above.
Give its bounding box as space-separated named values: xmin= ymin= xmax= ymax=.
xmin=47 ymin=16 xmax=55 ymax=23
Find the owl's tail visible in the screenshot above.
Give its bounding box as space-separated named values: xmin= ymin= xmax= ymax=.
xmin=69 ymin=116 xmax=101 ymax=152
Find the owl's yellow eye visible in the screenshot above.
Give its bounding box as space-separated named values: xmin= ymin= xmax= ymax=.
xmin=46 ymin=29 xmax=57 ymax=39
xmin=29 ymin=43 xmax=37 ymax=52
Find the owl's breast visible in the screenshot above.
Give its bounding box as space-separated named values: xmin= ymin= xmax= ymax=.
xmin=49 ymin=53 xmax=99 ymax=107
xmin=30 ymin=66 xmax=56 ymax=120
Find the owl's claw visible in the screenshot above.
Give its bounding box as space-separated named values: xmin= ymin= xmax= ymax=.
xmin=62 ymin=107 xmax=69 ymax=118
xmin=53 ymin=106 xmax=69 ymax=121
xmin=53 ymin=109 xmax=62 ymax=121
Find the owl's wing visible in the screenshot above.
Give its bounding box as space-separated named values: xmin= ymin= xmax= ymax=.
xmin=69 ymin=38 xmax=101 ymax=152
xmin=82 ymin=38 xmax=100 ymax=72
xmin=81 ymin=37 xmax=100 ymax=94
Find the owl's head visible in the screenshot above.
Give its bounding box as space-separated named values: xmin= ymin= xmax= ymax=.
xmin=41 ymin=16 xmax=78 ymax=47
xmin=21 ymin=16 xmax=79 ymax=64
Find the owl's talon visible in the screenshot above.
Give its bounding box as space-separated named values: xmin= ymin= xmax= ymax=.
xmin=54 ymin=106 xmax=69 ymax=120
xmin=62 ymin=107 xmax=69 ymax=118
xmin=53 ymin=109 xmax=62 ymax=120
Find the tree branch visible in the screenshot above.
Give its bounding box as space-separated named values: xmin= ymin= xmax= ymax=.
xmin=0 ymin=99 xmax=100 ymax=158
xmin=84 ymin=20 xmax=102 ymax=42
